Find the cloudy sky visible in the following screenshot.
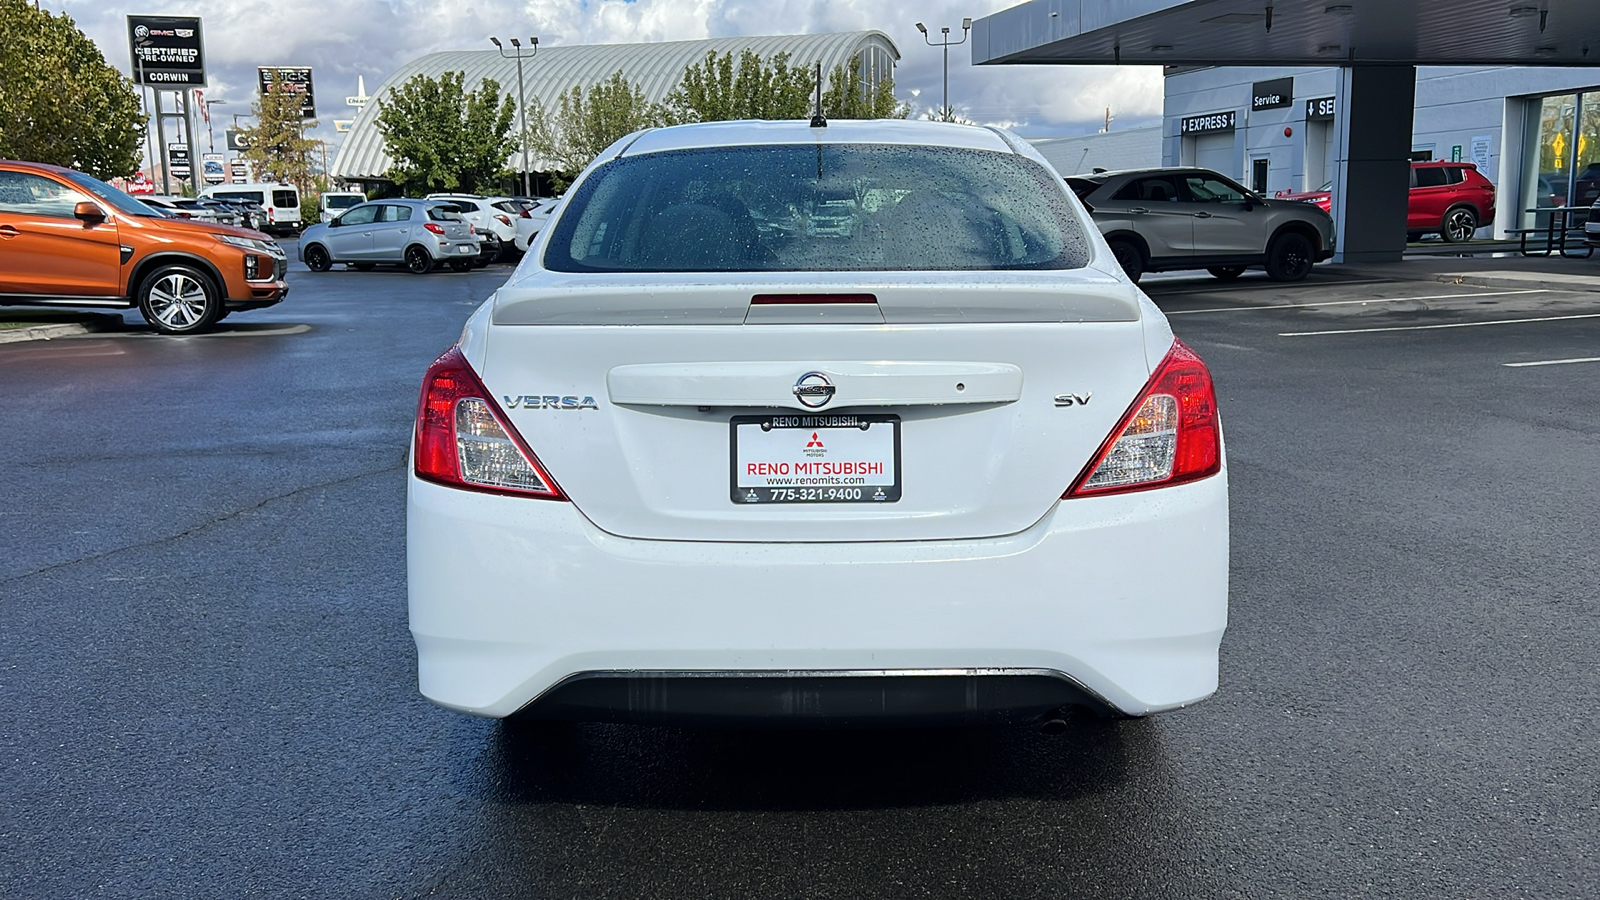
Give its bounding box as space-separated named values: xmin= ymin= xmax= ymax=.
xmin=62 ymin=0 xmax=1162 ymax=150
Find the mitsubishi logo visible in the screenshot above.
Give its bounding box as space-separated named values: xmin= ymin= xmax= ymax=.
xmin=792 ymin=371 xmax=836 ymax=409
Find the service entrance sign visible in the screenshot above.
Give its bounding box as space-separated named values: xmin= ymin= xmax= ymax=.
xmin=127 ymin=16 xmax=206 ymax=87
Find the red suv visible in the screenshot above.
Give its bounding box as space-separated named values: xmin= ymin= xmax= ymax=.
xmin=1276 ymin=161 xmax=1496 ymax=243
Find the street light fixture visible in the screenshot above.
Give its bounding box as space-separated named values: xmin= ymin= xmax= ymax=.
xmin=916 ymin=18 xmax=971 ymax=123
xmin=491 ymin=35 xmax=539 ymax=198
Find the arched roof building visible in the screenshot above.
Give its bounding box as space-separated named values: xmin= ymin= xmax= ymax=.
xmin=331 ymin=30 xmax=899 ymax=182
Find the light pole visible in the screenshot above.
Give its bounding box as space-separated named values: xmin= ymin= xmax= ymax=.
xmin=204 ymin=100 xmax=227 ymax=152
xmin=490 ymin=35 xmax=539 ymax=198
xmin=915 ymin=18 xmax=971 ymax=122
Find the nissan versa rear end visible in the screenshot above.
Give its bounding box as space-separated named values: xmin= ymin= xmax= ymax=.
xmin=407 ymin=120 xmax=1229 ymax=727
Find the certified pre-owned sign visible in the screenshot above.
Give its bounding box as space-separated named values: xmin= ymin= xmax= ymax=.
xmin=127 ymin=16 xmax=206 ymax=87
xmin=1251 ymin=77 xmax=1294 ymax=111
xmin=1181 ymin=111 xmax=1236 ymax=135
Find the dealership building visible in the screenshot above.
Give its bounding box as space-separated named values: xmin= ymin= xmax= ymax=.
xmin=1163 ymin=64 xmax=1600 ymax=240
xmin=973 ymin=0 xmax=1600 ymax=262
xmin=330 ymin=31 xmax=899 ymax=190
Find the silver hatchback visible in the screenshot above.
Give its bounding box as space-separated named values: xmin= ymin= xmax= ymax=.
xmin=298 ymin=199 xmax=479 ymax=274
xmin=1067 ymin=167 xmax=1336 ymax=283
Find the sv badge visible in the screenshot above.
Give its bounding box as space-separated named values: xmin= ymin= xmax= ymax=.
xmin=1053 ymin=393 xmax=1092 ymax=407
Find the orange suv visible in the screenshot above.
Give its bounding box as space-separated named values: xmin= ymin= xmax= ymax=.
xmin=0 ymin=160 xmax=287 ymax=334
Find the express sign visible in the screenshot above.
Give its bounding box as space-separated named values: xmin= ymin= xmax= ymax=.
xmin=1181 ymin=111 xmax=1236 ymax=135
xmin=127 ymin=16 xmax=206 ymax=87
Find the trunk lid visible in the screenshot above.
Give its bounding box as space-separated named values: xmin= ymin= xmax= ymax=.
xmin=479 ymin=272 xmax=1155 ymax=543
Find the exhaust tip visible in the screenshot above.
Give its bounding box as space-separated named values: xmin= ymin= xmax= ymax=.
xmin=1039 ymin=717 xmax=1069 ymax=736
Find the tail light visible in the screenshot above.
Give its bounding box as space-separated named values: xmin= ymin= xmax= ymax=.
xmin=1066 ymin=339 xmax=1221 ymax=498
xmin=414 ymin=347 xmax=565 ymax=500
xmin=494 ymin=214 xmax=513 ymax=227
xmin=424 ymin=222 xmax=446 ymax=235
xmin=518 ymin=208 xmax=531 ymax=218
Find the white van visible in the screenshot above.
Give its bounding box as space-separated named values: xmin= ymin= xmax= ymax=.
xmin=318 ymin=191 xmax=366 ymax=223
xmin=201 ymin=182 xmax=302 ymax=235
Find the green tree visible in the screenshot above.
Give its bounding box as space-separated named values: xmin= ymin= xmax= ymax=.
xmin=662 ymin=50 xmax=813 ymax=124
xmin=535 ymin=71 xmax=662 ymax=184
xmin=822 ymin=55 xmax=908 ymax=120
xmin=239 ymin=84 xmax=319 ymax=187
xmin=0 ymin=0 xmax=143 ymax=178
xmin=375 ymin=70 xmax=516 ymax=194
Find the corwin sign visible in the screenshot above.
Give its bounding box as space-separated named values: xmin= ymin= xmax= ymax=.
xmin=258 ymin=67 xmax=317 ymax=120
xmin=127 ymin=16 xmax=206 ymax=87
xmin=1251 ymin=77 xmax=1294 ymax=111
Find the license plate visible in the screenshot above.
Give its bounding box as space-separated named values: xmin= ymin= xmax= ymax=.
xmin=731 ymin=414 xmax=900 ymax=504
xmin=458 ymin=244 xmax=475 ymax=253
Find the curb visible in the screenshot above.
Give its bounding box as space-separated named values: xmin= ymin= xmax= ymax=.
xmin=0 ymin=314 xmax=121 ymax=344
xmin=1433 ymin=272 xmax=1600 ymax=293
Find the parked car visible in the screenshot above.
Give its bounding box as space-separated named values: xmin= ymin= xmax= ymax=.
xmin=200 ymin=182 xmax=302 ymax=235
xmin=318 ymin=190 xmax=366 ymax=223
xmin=424 ymin=193 xmax=516 ymax=261
xmin=1275 ymin=161 xmax=1496 ymax=243
xmin=407 ymin=120 xmax=1229 ymax=726
xmin=136 ymin=195 xmax=190 ymax=218
xmin=1067 ymin=167 xmax=1335 ymax=282
xmin=0 ymin=159 xmax=287 ymax=334
xmin=491 ymin=197 xmax=544 ymax=253
xmin=297 ymin=199 xmax=479 ymax=274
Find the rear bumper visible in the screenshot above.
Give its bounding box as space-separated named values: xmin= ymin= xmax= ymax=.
xmin=407 ymin=468 xmax=1230 ymax=723
xmin=522 ymin=669 xmax=1112 ymax=727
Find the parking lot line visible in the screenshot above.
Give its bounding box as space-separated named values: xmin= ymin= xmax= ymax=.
xmin=1167 ymin=289 xmax=1549 ymax=316
xmin=1502 ymin=356 xmax=1600 ymax=367
xmin=1281 ymin=312 xmax=1600 ymax=337
xmin=1145 ymin=277 xmax=1391 ymax=297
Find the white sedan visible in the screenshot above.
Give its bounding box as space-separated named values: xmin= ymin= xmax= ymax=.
xmin=407 ymin=119 xmax=1229 ymax=727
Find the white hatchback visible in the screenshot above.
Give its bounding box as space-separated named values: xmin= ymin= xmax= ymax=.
xmin=407 ymin=119 xmax=1229 ymax=727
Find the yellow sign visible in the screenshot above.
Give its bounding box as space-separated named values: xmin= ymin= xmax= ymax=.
xmin=1552 ymin=131 xmax=1567 ymax=166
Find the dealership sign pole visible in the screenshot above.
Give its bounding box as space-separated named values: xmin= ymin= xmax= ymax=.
xmin=128 ymin=15 xmax=207 ymax=195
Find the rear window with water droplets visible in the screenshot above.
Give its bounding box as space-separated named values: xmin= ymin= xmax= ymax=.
xmin=544 ymin=144 xmax=1091 ymax=273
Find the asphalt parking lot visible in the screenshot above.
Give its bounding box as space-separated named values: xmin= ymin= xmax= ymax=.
xmin=1 ymin=254 xmax=1595 ymax=898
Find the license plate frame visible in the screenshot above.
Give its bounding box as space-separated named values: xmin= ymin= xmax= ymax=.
xmin=730 ymin=413 xmax=901 ymax=505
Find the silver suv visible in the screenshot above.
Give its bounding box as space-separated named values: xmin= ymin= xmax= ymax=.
xmin=297 ymin=200 xmax=479 ymax=274
xmin=1066 ymin=168 xmax=1335 ymax=283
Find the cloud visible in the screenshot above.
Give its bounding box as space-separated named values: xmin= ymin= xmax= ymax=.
xmin=62 ymin=0 xmax=1162 ymax=147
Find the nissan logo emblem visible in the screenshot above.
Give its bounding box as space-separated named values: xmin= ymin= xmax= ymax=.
xmin=792 ymin=371 xmax=836 ymax=408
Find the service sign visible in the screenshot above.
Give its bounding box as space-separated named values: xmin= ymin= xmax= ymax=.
xmin=1306 ymin=96 xmax=1336 ymax=121
xmin=731 ymin=414 xmax=901 ymax=504
xmin=258 ymin=66 xmax=316 ymax=119
xmin=1251 ymin=77 xmax=1294 ymax=111
xmin=229 ymin=161 xmax=249 ymax=183
xmin=1181 ymin=111 xmax=1236 ymax=135
xmin=127 ymin=16 xmax=206 ymax=87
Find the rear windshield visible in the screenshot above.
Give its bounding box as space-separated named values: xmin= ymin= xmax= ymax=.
xmin=272 ymin=190 xmax=297 ymax=208
xmin=213 ymin=190 xmax=265 ymax=204
xmin=544 ymin=144 xmax=1091 ymax=272
xmin=426 ymin=206 xmax=463 ymax=222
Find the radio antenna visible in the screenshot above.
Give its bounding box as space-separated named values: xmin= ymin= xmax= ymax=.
xmin=810 ymin=61 xmax=827 ymax=128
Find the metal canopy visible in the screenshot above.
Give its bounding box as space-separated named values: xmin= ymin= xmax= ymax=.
xmin=973 ymin=0 xmax=1600 ymax=68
